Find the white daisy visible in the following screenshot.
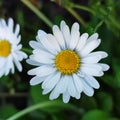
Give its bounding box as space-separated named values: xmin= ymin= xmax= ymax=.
xmin=0 ymin=18 xmax=27 ymax=77
xmin=27 ymin=21 xmax=109 ymax=103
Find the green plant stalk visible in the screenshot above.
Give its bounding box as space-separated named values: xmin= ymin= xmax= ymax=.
xmin=7 ymin=101 xmax=82 ymax=120
xmin=64 ymin=6 xmax=86 ymax=27
xmin=70 ymin=2 xmax=95 ymax=15
xmin=22 ymin=47 xmax=32 ymax=54
xmin=21 ymin=0 xmax=53 ymax=28
xmin=94 ymin=20 xmax=104 ymax=32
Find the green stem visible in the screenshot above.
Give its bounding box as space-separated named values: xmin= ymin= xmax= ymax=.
xmin=22 ymin=47 xmax=32 ymax=54
xmin=7 ymin=101 xmax=81 ymax=120
xmin=21 ymin=0 xmax=53 ymax=28
xmin=94 ymin=20 xmax=104 ymax=32
xmin=70 ymin=2 xmax=95 ymax=15
xmin=64 ymin=7 xmax=86 ymax=27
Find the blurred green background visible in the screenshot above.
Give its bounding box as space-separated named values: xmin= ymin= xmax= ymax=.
xmin=0 ymin=0 xmax=120 ymax=120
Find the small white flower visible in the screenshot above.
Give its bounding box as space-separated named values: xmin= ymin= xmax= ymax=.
xmin=0 ymin=18 xmax=27 ymax=77
xmin=27 ymin=21 xmax=109 ymax=103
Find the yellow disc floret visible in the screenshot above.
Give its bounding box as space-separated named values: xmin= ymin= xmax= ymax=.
xmin=55 ymin=50 xmax=80 ymax=75
xmin=0 ymin=40 xmax=11 ymax=57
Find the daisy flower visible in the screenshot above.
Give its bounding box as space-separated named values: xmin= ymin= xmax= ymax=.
xmin=27 ymin=21 xmax=109 ymax=103
xmin=0 ymin=18 xmax=27 ymax=77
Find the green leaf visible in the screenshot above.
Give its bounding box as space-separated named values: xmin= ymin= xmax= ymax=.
xmin=82 ymin=109 xmax=109 ymax=120
xmin=96 ymin=92 xmax=113 ymax=112
xmin=30 ymin=85 xmax=49 ymax=103
xmin=0 ymin=105 xmax=18 ymax=119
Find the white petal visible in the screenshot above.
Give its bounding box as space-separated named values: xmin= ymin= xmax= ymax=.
xmin=49 ymin=88 xmax=60 ymax=100
xmin=87 ymin=33 xmax=98 ymax=42
xmin=14 ymin=24 xmax=20 ymax=36
xmin=37 ymin=30 xmax=47 ymax=37
xmin=53 ymin=25 xmax=65 ymax=49
xmin=4 ymin=56 xmax=13 ymax=75
xmin=82 ymin=79 xmax=94 ymax=96
xmin=33 ymin=49 xmax=54 ymax=64
xmin=26 ymin=59 xmax=41 ymax=66
xmin=42 ymin=89 xmax=51 ymax=95
xmin=0 ymin=19 xmax=7 ymax=27
xmin=29 ymin=41 xmax=43 ymax=49
xmin=76 ymin=33 xmax=88 ymax=51
xmin=98 ymin=63 xmax=110 ymax=71
xmin=42 ymin=72 xmax=61 ymax=90
xmin=81 ymin=51 xmax=108 ymax=63
xmin=60 ymin=22 xmax=70 ymax=48
xmin=69 ymin=22 xmax=80 ymax=50
xmin=28 ymin=65 xmax=56 ymax=77
xmin=68 ymin=77 xmax=77 ymax=97
xmin=40 ymin=34 xmax=58 ymax=54
xmin=75 ymin=93 xmax=81 ymax=99
xmin=84 ymin=75 xmax=100 ymax=89
xmin=53 ymin=75 xmax=69 ymax=94
xmin=62 ymin=91 xmax=70 ymax=103
xmin=46 ymin=34 xmax=61 ymax=52
xmin=30 ymin=76 xmax=45 ymax=86
xmin=8 ymin=18 xmax=14 ymax=32
xmin=60 ymin=20 xmax=66 ymax=32
xmin=73 ymin=74 xmax=83 ymax=92
xmin=81 ymin=63 xmax=104 ymax=77
xmin=80 ymin=39 xmax=101 ymax=57
xmin=13 ymin=54 xmax=22 ymax=72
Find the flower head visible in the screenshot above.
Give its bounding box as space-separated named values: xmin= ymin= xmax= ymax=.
xmin=0 ymin=18 xmax=27 ymax=77
xmin=27 ymin=21 xmax=109 ymax=103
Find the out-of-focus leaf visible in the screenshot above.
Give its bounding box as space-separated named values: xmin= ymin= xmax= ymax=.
xmin=82 ymin=109 xmax=109 ymax=120
xmin=30 ymin=85 xmax=49 ymax=103
xmin=0 ymin=105 xmax=18 ymax=119
xmin=96 ymin=92 xmax=113 ymax=112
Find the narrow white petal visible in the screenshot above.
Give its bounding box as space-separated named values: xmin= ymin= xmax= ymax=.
xmin=61 ymin=23 xmax=70 ymax=48
xmin=69 ymin=22 xmax=80 ymax=50
xmin=53 ymin=25 xmax=65 ymax=49
xmin=37 ymin=30 xmax=47 ymax=37
xmin=73 ymin=74 xmax=83 ymax=92
xmin=33 ymin=49 xmax=54 ymax=64
xmin=62 ymin=91 xmax=70 ymax=103
xmin=81 ymin=63 xmax=104 ymax=77
xmin=29 ymin=41 xmax=43 ymax=49
xmin=46 ymin=34 xmax=61 ymax=52
xmin=40 ymin=35 xmax=58 ymax=54
xmin=28 ymin=65 xmax=56 ymax=77
xmin=84 ymin=75 xmax=100 ymax=89
xmin=42 ymin=72 xmax=61 ymax=90
xmin=87 ymin=33 xmax=98 ymax=42
xmin=98 ymin=63 xmax=110 ymax=71
xmin=82 ymin=51 xmax=108 ymax=63
xmin=30 ymin=76 xmax=45 ymax=86
xmin=0 ymin=19 xmax=7 ymax=27
xmin=8 ymin=18 xmax=14 ymax=32
xmin=80 ymin=39 xmax=101 ymax=57
xmin=75 ymin=93 xmax=81 ymax=99
xmin=13 ymin=54 xmax=22 ymax=72
xmin=76 ymin=33 xmax=88 ymax=51
xmin=82 ymin=79 xmax=94 ymax=96
xmin=68 ymin=77 xmax=77 ymax=97
xmin=14 ymin=24 xmax=20 ymax=36
xmin=42 ymin=89 xmax=51 ymax=95
xmin=26 ymin=59 xmax=41 ymax=66
xmin=49 ymin=88 xmax=60 ymax=100
xmin=54 ymin=75 xmax=69 ymax=94
xmin=60 ymin=20 xmax=66 ymax=32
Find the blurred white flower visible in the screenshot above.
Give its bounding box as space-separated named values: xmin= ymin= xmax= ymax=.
xmin=27 ymin=21 xmax=109 ymax=103
xmin=0 ymin=18 xmax=27 ymax=77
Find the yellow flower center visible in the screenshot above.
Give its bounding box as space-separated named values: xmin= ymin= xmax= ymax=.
xmin=55 ymin=50 xmax=80 ymax=75
xmin=0 ymin=40 xmax=11 ymax=57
